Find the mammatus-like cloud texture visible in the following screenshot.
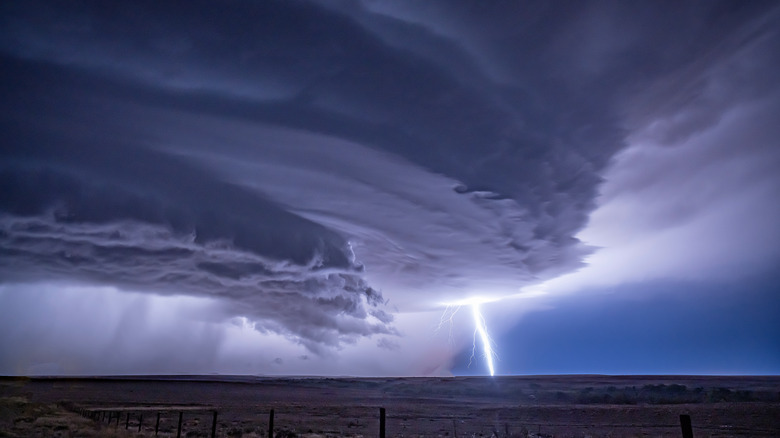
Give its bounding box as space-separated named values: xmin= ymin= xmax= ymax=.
xmin=1 ymin=0 xmax=778 ymax=358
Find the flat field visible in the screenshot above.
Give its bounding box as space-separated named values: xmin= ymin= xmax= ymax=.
xmin=1 ymin=375 xmax=778 ymax=437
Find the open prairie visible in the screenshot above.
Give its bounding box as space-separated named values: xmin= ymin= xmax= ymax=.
xmin=1 ymin=375 xmax=779 ymax=437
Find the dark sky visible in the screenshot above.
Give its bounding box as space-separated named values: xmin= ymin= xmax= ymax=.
xmin=1 ymin=0 xmax=778 ymax=376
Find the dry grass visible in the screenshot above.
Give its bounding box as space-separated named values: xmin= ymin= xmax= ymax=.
xmin=0 ymin=396 xmax=151 ymax=437
xmin=2 ymin=376 xmax=779 ymax=437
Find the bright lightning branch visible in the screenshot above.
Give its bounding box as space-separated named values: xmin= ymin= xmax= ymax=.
xmin=471 ymin=303 xmax=496 ymax=376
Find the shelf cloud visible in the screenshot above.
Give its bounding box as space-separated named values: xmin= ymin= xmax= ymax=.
xmin=1 ymin=0 xmax=777 ymax=372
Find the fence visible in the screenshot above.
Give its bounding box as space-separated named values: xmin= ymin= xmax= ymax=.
xmin=76 ymin=407 xmax=226 ymax=437
xmin=73 ymin=406 xmax=699 ymax=437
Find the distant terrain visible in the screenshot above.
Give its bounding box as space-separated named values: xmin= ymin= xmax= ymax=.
xmin=1 ymin=375 xmax=779 ymax=437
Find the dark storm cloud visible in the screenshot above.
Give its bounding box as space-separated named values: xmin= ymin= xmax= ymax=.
xmin=0 ymin=153 xmax=391 ymax=348
xmin=1 ymin=0 xmax=777 ymax=353
xmin=0 ymin=57 xmax=390 ymax=348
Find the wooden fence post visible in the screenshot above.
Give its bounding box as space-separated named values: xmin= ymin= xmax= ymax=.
xmin=177 ymin=411 xmax=183 ymax=438
xmin=379 ymin=407 xmax=386 ymax=438
xmin=126 ymin=412 xmax=130 ymax=429
xmin=211 ymin=410 xmax=218 ymax=438
xmin=680 ymin=414 xmax=693 ymax=438
xmin=155 ymin=412 xmax=161 ymax=436
xmin=138 ymin=413 xmax=143 ymax=432
xmin=268 ymin=409 xmax=274 ymax=438
xmin=116 ymin=411 xmax=120 ymax=427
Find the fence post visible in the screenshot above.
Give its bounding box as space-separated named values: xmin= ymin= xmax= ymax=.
xmin=379 ymin=407 xmax=386 ymax=438
xmin=177 ymin=411 xmax=183 ymax=438
xmin=155 ymin=412 xmax=161 ymax=436
xmin=268 ymin=409 xmax=274 ymax=438
xmin=126 ymin=412 xmax=130 ymax=429
xmin=116 ymin=411 xmax=120 ymax=427
xmin=211 ymin=411 xmax=218 ymax=438
xmin=139 ymin=413 xmax=143 ymax=432
xmin=680 ymin=414 xmax=693 ymax=438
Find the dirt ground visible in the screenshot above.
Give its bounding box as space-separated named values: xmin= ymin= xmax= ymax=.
xmin=1 ymin=375 xmax=778 ymax=437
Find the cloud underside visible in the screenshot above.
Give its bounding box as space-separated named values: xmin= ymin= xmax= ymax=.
xmin=1 ymin=0 xmax=778 ymax=354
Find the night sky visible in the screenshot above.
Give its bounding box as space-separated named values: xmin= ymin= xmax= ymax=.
xmin=1 ymin=0 xmax=778 ymax=376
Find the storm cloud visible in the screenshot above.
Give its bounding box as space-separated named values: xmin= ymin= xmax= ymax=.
xmin=1 ymin=0 xmax=778 ymax=369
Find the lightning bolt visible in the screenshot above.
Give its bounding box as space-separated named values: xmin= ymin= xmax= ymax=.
xmin=437 ymin=287 xmax=548 ymax=376
xmin=438 ymin=298 xmax=497 ymax=376
xmin=435 ymin=304 xmax=461 ymax=342
xmin=471 ymin=303 xmax=496 ymax=376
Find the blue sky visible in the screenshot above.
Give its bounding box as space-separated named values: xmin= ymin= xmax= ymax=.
xmin=1 ymin=0 xmax=779 ymax=376
xmin=455 ymin=271 xmax=780 ymax=376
